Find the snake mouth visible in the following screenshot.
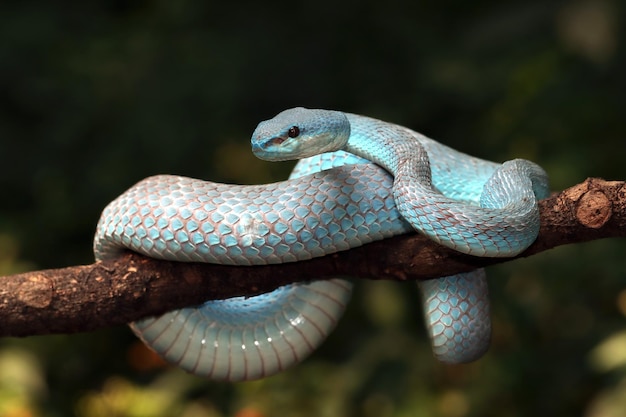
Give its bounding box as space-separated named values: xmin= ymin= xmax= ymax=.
xmin=269 ymin=136 xmax=285 ymax=146
xmin=251 ymin=136 xmax=294 ymax=161
xmin=252 ymin=135 xmax=286 ymax=150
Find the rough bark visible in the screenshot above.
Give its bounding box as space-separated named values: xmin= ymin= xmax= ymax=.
xmin=0 ymin=178 xmax=624 ymax=337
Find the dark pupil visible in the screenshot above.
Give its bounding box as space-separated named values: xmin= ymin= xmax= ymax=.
xmin=288 ymin=126 xmax=300 ymax=138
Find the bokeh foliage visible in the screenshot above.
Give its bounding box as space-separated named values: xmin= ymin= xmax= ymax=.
xmin=0 ymin=0 xmax=624 ymax=416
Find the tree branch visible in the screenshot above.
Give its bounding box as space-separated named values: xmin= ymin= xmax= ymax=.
xmin=1 ymin=178 xmax=624 ymax=337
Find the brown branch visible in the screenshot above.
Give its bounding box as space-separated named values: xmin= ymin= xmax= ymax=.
xmin=1 ymin=178 xmax=624 ymax=337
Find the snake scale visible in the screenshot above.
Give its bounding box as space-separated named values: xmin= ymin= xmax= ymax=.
xmin=94 ymin=107 xmax=549 ymax=381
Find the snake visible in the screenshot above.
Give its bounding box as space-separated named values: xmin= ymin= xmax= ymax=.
xmin=94 ymin=107 xmax=549 ymax=381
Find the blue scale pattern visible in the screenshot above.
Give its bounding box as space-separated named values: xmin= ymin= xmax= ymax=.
xmin=251 ymin=108 xmax=550 ymax=364
xmin=94 ymin=108 xmax=550 ymax=380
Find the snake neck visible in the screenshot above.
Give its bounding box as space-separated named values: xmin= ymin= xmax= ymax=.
xmin=344 ymin=113 xmax=432 ymax=183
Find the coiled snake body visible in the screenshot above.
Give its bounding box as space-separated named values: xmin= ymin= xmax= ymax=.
xmin=94 ymin=108 xmax=549 ymax=381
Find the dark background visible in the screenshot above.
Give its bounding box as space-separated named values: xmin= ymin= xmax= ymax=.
xmin=1 ymin=1 xmax=625 ymax=416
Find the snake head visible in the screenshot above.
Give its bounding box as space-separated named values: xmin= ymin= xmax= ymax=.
xmin=251 ymin=107 xmax=351 ymax=161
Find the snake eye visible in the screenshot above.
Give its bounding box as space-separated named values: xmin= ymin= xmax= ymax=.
xmin=287 ymin=126 xmax=300 ymax=138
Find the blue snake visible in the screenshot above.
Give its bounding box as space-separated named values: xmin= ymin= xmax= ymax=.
xmin=94 ymin=108 xmax=549 ymax=381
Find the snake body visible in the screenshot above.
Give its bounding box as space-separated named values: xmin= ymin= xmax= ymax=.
xmin=94 ymin=154 xmax=411 ymax=381
xmin=94 ymin=108 xmax=549 ymax=381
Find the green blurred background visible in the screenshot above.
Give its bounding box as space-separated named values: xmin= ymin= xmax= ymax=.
xmin=1 ymin=1 xmax=625 ymax=416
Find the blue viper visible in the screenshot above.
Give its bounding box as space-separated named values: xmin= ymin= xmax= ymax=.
xmin=94 ymin=108 xmax=549 ymax=381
